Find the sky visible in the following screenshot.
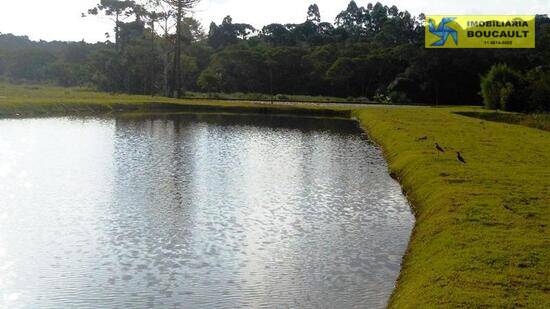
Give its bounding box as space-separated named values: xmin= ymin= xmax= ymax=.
xmin=0 ymin=0 xmax=549 ymax=42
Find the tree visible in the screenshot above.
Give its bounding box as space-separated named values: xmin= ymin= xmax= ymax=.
xmin=6 ymin=49 xmax=56 ymax=81
xmin=1 ymin=2 xmax=547 ymax=108
xmin=198 ymin=46 xmax=267 ymax=93
xmin=208 ymin=16 xmax=255 ymax=49
xmin=335 ymin=1 xmax=365 ymax=38
xmin=481 ymin=64 xmax=526 ymax=111
xmin=304 ymin=45 xmax=337 ymax=93
xmin=326 ymin=57 xmax=356 ymax=95
xmin=307 ymin=4 xmax=321 ymax=24
xmin=89 ymin=48 xmax=126 ymax=92
xmin=265 ymin=47 xmax=310 ymax=94
xmin=145 ymin=10 xmax=161 ymax=95
xmin=369 ymin=2 xmax=388 ymax=34
xmin=144 ymin=0 xmax=174 ymax=96
xmin=85 ymin=0 xmax=137 ymax=50
xmin=0 ymin=51 xmax=6 ymax=76
xmin=45 ymin=60 xmax=90 ymax=87
xmin=525 ymin=66 xmax=550 ymax=112
xmin=260 ymin=24 xmax=294 ymax=46
xmin=163 ymin=0 xmax=201 ymax=98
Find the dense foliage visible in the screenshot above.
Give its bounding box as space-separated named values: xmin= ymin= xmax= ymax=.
xmin=0 ymin=1 xmax=549 ymax=108
xmin=481 ymin=64 xmax=526 ymax=111
xmin=481 ymin=64 xmax=550 ymax=112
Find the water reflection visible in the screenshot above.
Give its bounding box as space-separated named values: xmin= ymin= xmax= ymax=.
xmin=0 ymin=113 xmax=413 ymax=308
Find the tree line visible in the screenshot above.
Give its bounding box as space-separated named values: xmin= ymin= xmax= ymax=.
xmin=0 ymin=0 xmax=549 ymax=110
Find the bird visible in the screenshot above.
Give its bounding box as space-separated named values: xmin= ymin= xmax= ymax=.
xmin=435 ymin=143 xmax=445 ymax=156
xmin=457 ymin=152 xmax=466 ymax=164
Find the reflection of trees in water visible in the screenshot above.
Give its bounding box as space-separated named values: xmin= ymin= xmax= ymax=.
xmin=115 ymin=112 xmax=360 ymax=133
xmin=98 ymin=113 xmax=410 ymax=306
xmin=104 ymin=116 xmax=200 ymax=297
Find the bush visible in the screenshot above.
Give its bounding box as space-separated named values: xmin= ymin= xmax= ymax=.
xmin=275 ymin=94 xmax=289 ymax=101
xmin=389 ymin=91 xmax=411 ymax=104
xmin=481 ymin=64 xmax=526 ymax=112
xmin=245 ymin=93 xmax=269 ymax=101
xmin=207 ymin=92 xmax=222 ymax=99
xmin=373 ymin=92 xmax=392 ymax=104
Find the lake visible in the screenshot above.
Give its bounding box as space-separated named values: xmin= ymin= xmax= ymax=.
xmin=0 ymin=113 xmax=414 ymax=308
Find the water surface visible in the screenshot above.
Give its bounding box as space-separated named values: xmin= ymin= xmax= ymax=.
xmin=0 ymin=113 xmax=414 ymax=308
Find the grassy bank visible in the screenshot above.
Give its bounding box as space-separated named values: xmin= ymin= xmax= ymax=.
xmin=354 ymin=108 xmax=549 ymax=308
xmin=0 ymin=83 xmax=351 ymax=117
xmin=1 ymin=83 xmax=549 ymax=307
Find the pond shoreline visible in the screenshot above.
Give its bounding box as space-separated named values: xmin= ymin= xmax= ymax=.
xmin=0 ymin=112 xmax=414 ymax=308
xmin=1 ymin=84 xmax=548 ymax=308
xmin=0 ymin=101 xmax=351 ymax=119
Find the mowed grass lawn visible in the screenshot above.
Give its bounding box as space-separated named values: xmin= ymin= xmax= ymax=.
xmin=1 ymin=83 xmax=549 ymax=307
xmin=354 ymin=108 xmax=549 ymax=308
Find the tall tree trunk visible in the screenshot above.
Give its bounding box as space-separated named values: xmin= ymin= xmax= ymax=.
xmin=150 ymin=21 xmax=155 ymax=96
xmin=173 ymin=0 xmax=183 ymax=98
xmin=115 ymin=12 xmax=120 ymax=51
xmin=162 ymin=19 xmax=171 ymax=97
xmin=164 ymin=51 xmax=171 ymax=97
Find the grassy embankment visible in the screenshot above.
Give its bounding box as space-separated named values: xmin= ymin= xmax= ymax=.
xmin=1 ymin=83 xmax=549 ymax=307
xmin=354 ymin=108 xmax=549 ymax=308
xmin=0 ymin=83 xmax=357 ymax=117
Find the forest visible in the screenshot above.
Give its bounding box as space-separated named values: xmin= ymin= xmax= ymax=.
xmin=0 ymin=0 xmax=549 ymax=110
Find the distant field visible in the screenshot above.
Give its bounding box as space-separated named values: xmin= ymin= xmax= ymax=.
xmin=0 ymin=82 xmax=372 ymax=114
xmin=1 ymin=83 xmax=549 ymax=308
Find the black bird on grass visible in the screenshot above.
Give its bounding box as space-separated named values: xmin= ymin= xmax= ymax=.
xmin=435 ymin=143 xmax=445 ymax=156
xmin=457 ymin=152 xmax=466 ymax=164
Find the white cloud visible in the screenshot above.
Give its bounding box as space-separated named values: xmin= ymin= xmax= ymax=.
xmin=0 ymin=0 xmax=548 ymax=42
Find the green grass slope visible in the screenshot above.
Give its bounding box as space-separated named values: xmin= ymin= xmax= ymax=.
xmin=354 ymin=107 xmax=549 ymax=308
